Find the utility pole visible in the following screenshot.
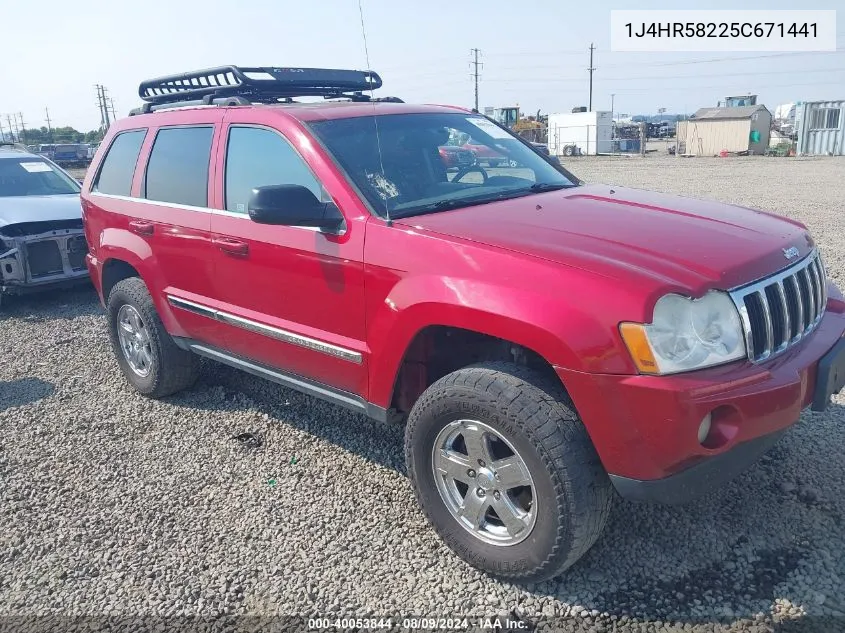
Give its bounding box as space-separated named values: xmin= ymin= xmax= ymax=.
xmin=108 ymin=97 xmax=117 ymax=121
xmin=17 ymin=113 xmax=26 ymax=144
xmin=95 ymin=84 xmax=111 ymax=130
xmin=6 ymin=115 xmax=16 ymax=142
xmin=95 ymin=84 xmax=105 ymax=129
xmin=45 ymin=107 xmax=54 ymax=143
xmin=470 ymin=48 xmax=482 ymax=112
xmin=610 ymin=94 xmax=615 ymax=141
xmin=588 ymin=43 xmax=595 ymax=112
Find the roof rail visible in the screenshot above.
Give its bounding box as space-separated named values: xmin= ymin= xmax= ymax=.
xmin=129 ymin=65 xmax=403 ymax=115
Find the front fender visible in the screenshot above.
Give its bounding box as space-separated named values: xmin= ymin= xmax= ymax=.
xmin=366 ymin=274 xmax=629 ymax=408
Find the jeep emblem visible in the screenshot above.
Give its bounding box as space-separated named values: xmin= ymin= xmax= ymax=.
xmin=783 ymin=246 xmax=800 ymax=260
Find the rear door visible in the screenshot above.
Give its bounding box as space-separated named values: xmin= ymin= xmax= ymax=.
xmin=207 ymin=113 xmax=368 ymax=396
xmin=124 ymin=112 xmax=228 ymax=346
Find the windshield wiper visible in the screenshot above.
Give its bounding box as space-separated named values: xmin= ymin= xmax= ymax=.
xmin=392 ymin=183 xmax=575 ymax=219
xmin=528 ymin=182 xmax=572 ymax=192
xmin=396 ymin=190 xmax=539 ymax=218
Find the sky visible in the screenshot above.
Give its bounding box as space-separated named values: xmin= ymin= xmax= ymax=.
xmin=1 ymin=0 xmax=843 ymax=132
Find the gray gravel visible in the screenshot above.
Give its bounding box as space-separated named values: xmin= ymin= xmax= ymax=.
xmin=2 ymin=155 xmax=845 ymax=632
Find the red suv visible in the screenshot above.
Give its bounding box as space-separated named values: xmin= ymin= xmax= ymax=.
xmin=81 ymin=66 xmax=845 ymax=582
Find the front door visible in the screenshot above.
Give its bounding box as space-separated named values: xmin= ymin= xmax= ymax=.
xmin=208 ymin=120 xmax=368 ymax=396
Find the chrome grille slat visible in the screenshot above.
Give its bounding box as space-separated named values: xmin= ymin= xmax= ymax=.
xmin=774 ymin=281 xmax=790 ymax=348
xmin=820 ymin=257 xmax=828 ymax=308
xmin=756 ymin=290 xmax=774 ymax=357
xmin=810 ymin=260 xmax=824 ymax=318
xmin=791 ymin=274 xmax=805 ymax=337
xmin=729 ymin=250 xmax=827 ymax=363
xmin=802 ymin=268 xmax=816 ymax=323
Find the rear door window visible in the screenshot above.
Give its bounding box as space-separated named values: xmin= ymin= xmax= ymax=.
xmin=93 ymin=129 xmax=147 ymax=196
xmin=143 ymin=126 xmax=214 ymax=207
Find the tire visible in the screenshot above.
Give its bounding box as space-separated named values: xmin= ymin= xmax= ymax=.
xmin=107 ymin=277 xmax=199 ymax=398
xmin=507 ymin=158 xmax=520 ymax=168
xmin=488 ymin=159 xmax=501 ymax=168
xmin=405 ymin=361 xmax=612 ymax=582
xmin=563 ymin=146 xmax=575 ymax=157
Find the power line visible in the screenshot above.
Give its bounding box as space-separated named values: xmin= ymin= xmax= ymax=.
xmin=470 ymin=48 xmax=482 ymax=111
xmin=601 ymin=50 xmax=843 ymax=69
xmin=482 ymin=49 xmax=586 ymax=59
xmin=479 ymin=66 xmax=845 ymax=84
xmin=493 ymin=78 xmax=845 ymax=96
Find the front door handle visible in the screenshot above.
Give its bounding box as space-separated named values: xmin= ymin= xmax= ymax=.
xmin=213 ymin=237 xmax=249 ymax=256
xmin=128 ymin=220 xmax=154 ymax=236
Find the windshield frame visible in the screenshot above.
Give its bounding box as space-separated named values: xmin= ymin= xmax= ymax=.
xmin=0 ymin=156 xmax=82 ymax=198
xmin=305 ymin=111 xmax=582 ymax=220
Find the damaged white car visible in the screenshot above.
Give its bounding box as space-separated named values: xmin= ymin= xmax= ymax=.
xmin=0 ymin=144 xmax=89 ymax=307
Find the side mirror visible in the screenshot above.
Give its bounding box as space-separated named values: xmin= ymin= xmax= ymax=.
xmin=248 ymin=185 xmax=344 ymax=233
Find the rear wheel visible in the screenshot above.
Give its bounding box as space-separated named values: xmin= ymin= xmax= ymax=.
xmin=405 ymin=362 xmax=612 ymax=582
xmin=107 ymin=277 xmax=199 ymax=398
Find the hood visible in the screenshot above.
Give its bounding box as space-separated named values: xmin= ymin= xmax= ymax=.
xmin=398 ymin=184 xmax=812 ymax=292
xmin=0 ymin=194 xmax=82 ymax=229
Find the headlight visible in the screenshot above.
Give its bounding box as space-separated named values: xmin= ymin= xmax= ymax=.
xmin=619 ymin=290 xmax=746 ymax=375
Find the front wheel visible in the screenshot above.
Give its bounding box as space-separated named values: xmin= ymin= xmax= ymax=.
xmin=405 ymin=362 xmax=612 ymax=582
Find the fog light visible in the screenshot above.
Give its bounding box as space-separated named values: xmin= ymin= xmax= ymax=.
xmin=697 ymin=413 xmax=712 ymax=445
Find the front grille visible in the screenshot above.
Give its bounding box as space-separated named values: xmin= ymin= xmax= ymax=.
xmin=730 ymin=250 xmax=827 ymax=362
xmin=26 ymin=240 xmax=64 ymax=278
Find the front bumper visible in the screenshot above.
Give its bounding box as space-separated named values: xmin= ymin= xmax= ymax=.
xmin=556 ymin=290 xmax=845 ymax=504
xmin=609 ymin=427 xmax=787 ymax=504
xmin=1 ymin=229 xmax=89 ymax=295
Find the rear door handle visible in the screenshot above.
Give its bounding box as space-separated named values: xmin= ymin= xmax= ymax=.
xmin=213 ymin=237 xmax=249 ymax=256
xmin=128 ymin=220 xmax=155 ymax=236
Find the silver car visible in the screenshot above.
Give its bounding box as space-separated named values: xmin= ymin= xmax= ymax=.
xmin=0 ymin=143 xmax=89 ymax=307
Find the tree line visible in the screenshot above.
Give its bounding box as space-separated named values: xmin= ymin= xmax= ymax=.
xmin=3 ymin=126 xmax=104 ymax=145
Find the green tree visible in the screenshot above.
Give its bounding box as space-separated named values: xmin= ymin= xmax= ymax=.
xmin=15 ymin=126 xmax=104 ymax=145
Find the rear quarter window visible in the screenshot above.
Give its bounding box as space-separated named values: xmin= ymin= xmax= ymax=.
xmin=143 ymin=126 xmax=214 ymax=208
xmin=93 ymin=129 xmax=147 ymax=196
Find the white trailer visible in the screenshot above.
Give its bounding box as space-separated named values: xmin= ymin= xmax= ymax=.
xmin=547 ymin=111 xmax=613 ymax=156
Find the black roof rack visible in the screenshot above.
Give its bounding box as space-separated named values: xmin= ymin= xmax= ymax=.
xmin=130 ymin=65 xmax=403 ymax=115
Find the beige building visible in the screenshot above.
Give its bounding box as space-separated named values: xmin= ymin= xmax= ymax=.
xmin=676 ymin=105 xmax=772 ymax=156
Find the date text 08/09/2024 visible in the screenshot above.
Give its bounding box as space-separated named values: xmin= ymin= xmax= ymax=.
xmin=307 ymin=616 xmax=530 ymax=630
xmin=624 ymin=22 xmax=818 ymax=39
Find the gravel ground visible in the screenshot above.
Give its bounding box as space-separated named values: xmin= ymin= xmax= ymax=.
xmin=2 ymin=156 xmax=845 ymax=632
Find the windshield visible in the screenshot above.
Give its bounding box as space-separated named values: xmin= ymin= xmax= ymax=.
xmin=0 ymin=157 xmax=81 ymax=197
xmin=308 ymin=113 xmax=578 ymax=219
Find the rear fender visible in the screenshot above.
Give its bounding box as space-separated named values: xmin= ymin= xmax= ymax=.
xmin=96 ymin=229 xmax=183 ymax=335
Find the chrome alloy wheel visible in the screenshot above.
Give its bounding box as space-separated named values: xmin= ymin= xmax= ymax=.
xmin=116 ymin=304 xmax=153 ymax=377
xmin=431 ymin=419 xmax=537 ymax=546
